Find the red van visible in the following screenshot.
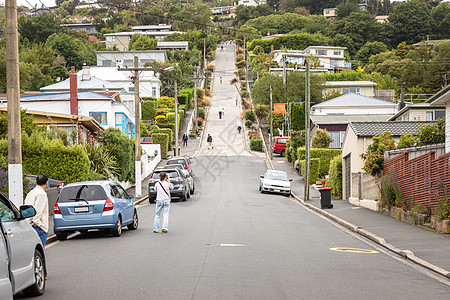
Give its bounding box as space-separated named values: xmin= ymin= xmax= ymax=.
xmin=272 ymin=136 xmax=290 ymax=157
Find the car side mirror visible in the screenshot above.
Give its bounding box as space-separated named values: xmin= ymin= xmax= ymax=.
xmin=260 ymin=175 xmax=264 ymax=178
xmin=128 ymin=194 xmax=135 ymax=199
xmin=20 ymin=205 xmax=36 ymax=219
xmin=289 ymin=179 xmax=293 ymax=181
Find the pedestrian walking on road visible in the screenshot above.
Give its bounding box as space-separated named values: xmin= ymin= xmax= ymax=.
xmin=237 ymin=125 xmax=242 ymax=134
xmin=235 ymin=97 xmax=238 ymax=106
xmin=222 ymin=108 xmax=225 ymax=117
xmin=24 ymin=174 xmax=49 ymax=246
xmin=218 ymin=109 xmax=222 ymax=119
xmin=207 ymin=134 xmax=213 ymax=149
xmin=182 ymin=133 xmax=188 ymax=147
xmin=219 ymin=76 xmax=222 ymax=84
xmin=154 ymin=172 xmax=174 ymax=233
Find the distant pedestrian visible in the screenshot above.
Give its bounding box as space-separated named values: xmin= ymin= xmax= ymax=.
xmin=182 ymin=133 xmax=188 ymax=147
xmin=221 ymin=45 xmax=224 ymax=51
xmin=222 ymin=108 xmax=225 ymax=117
xmin=154 ymin=172 xmax=174 ymax=233
xmin=24 ymin=174 xmax=49 ymax=246
xmin=219 ymin=76 xmax=222 ymax=84
xmin=237 ymin=125 xmax=242 ymax=134
xmin=235 ymin=97 xmax=238 ymax=106
xmin=219 ymin=109 xmax=222 ymax=119
xmin=207 ymin=134 xmax=213 ymax=149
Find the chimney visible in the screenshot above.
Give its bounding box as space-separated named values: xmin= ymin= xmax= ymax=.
xmin=398 ymin=82 xmax=405 ymax=111
xmin=70 ymin=66 xmax=78 ymax=115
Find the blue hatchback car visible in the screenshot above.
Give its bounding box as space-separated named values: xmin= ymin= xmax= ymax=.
xmin=53 ymin=181 xmax=138 ymax=240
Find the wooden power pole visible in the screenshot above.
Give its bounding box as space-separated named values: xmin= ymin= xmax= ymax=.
xmin=304 ymin=58 xmax=311 ymax=201
xmin=6 ymin=0 xmax=23 ymax=207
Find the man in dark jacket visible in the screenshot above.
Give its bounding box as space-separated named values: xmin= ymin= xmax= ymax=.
xmin=207 ymin=134 xmax=213 ymax=149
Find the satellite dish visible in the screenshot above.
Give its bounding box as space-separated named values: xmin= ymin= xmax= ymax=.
xmin=56 ymin=77 xmax=61 ymax=82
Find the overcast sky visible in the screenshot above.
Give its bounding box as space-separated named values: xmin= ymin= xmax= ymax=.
xmin=1 ymin=1 xmax=57 ymax=8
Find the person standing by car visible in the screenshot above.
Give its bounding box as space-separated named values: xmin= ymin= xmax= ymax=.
xmin=154 ymin=172 xmax=174 ymax=233
xmin=207 ymin=134 xmax=213 ymax=149
xmin=24 ymin=174 xmax=49 ymax=246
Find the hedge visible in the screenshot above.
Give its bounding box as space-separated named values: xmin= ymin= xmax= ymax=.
xmin=297 ymin=147 xmax=341 ymax=176
xmin=198 ymin=107 xmax=205 ymax=119
xmin=177 ymin=94 xmax=190 ymax=109
xmin=327 ymin=155 xmax=342 ymax=199
xmin=151 ymin=133 xmax=169 ymax=159
xmin=244 ymin=110 xmax=255 ymax=122
xmin=250 ymin=139 xmax=263 ymax=152
xmin=0 ymin=133 xmax=90 ymax=184
xmin=150 ymin=125 xmax=174 ymax=149
xmin=141 ymin=100 xmax=158 ymax=120
xmin=299 ymin=158 xmax=320 ymax=185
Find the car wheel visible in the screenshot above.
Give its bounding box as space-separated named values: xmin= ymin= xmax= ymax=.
xmin=56 ymin=232 xmax=68 ymax=241
xmin=181 ymin=190 xmax=187 ymax=202
xmin=127 ymin=210 xmax=139 ymax=230
xmin=22 ymin=250 xmax=46 ymax=296
xmin=149 ymin=197 xmax=155 ymax=204
xmin=111 ymin=217 xmax=122 ymax=237
xmin=280 ymin=150 xmax=285 ymax=157
xmin=258 ymin=185 xmax=261 ymax=191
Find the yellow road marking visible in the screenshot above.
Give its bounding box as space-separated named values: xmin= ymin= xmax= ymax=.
xmin=330 ymin=247 xmax=379 ymax=254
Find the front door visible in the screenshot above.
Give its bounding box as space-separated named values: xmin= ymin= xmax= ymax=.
xmin=344 ymin=155 xmax=351 ymax=200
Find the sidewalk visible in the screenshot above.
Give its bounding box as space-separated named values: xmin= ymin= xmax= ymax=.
xmin=271 ymin=155 xmax=450 ymax=278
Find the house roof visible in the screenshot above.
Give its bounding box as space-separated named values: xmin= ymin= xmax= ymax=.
xmin=349 ymin=121 xmax=433 ymax=137
xmin=387 ymin=103 xmax=445 ymax=121
xmin=312 ymin=93 xmax=397 ymax=108
xmin=426 ymin=84 xmax=450 ymax=106
xmin=78 ymin=67 xmax=160 ymax=82
xmin=0 ymin=91 xmax=112 ymax=102
xmin=311 ymin=114 xmax=392 ymax=125
xmin=40 ymin=76 xmax=123 ymax=92
xmin=324 ymin=81 xmax=377 ymax=87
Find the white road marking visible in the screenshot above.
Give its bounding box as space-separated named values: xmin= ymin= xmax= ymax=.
xmin=219 ymin=243 xmax=247 ymax=247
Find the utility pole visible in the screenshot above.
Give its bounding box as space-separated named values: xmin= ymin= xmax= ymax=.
xmin=174 ymin=80 xmax=179 ymax=156
xmin=203 ymin=38 xmax=206 ymax=70
xmin=304 ymin=58 xmax=311 ymax=201
xmin=269 ymin=85 xmax=273 ymax=160
xmin=282 ymin=54 xmax=287 ymax=86
xmin=193 ymin=67 xmax=198 ymax=132
xmin=244 ymin=36 xmax=249 ymax=92
xmin=6 ymin=0 xmax=23 ymax=207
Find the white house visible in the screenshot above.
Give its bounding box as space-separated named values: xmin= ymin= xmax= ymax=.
xmin=427 ymin=84 xmax=450 ymax=152
xmin=323 ymin=81 xmax=377 ymax=97
xmin=272 ymin=46 xmax=351 ymax=71
xmin=104 ymin=31 xmax=181 ymax=51
xmin=237 ymin=0 xmax=266 ymax=6
xmin=132 ymin=24 xmax=173 ymax=33
xmin=95 ymin=50 xmax=167 ymax=67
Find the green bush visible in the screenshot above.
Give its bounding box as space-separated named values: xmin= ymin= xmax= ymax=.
xmin=416 ymin=118 xmax=445 ymax=145
xmin=297 ymin=147 xmax=341 ymax=176
xmin=245 ymin=120 xmax=253 ymax=127
xmin=198 ymin=107 xmax=206 ymax=119
xmin=360 ymin=132 xmax=396 ymax=176
xmin=244 ymin=110 xmax=256 ymax=122
xmin=155 ymin=115 xmax=167 ymax=124
xmin=158 ymin=96 xmax=175 ymax=109
xmin=250 ymin=138 xmax=263 ymax=152
xmin=299 ymin=158 xmax=320 ymax=185
xmin=141 ymin=100 xmax=158 ymax=120
xmin=398 ymin=133 xmax=417 ymax=148
xmin=312 ymin=128 xmax=333 ymax=148
xmin=177 ymin=94 xmax=189 ymax=108
xmin=286 ymin=131 xmax=305 ymax=162
xmin=150 ymin=125 xmax=173 ymax=148
xmin=151 ymin=133 xmax=169 ymax=159
xmin=166 ymin=112 xmax=175 ymax=124
xmin=327 ymin=155 xmax=342 ymax=199
xmin=98 ymin=128 xmax=134 ymax=182
xmin=0 ymin=132 xmax=91 ymax=184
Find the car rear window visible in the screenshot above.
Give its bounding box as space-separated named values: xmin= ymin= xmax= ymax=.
xmin=141 ymin=137 xmax=152 ymax=143
xmin=277 ymin=138 xmax=288 ymax=145
xmin=151 ymin=171 xmax=179 ymax=179
xmin=167 ymin=159 xmax=186 ymax=166
xmin=58 ymin=185 xmax=107 ymax=203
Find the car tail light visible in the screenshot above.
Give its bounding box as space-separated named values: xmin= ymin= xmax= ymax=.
xmin=54 ymin=202 xmax=61 ymax=214
xmin=103 ymin=197 xmax=114 ymax=212
xmin=176 ymin=177 xmax=182 ymax=181
xmin=149 ymin=179 xmax=156 ymax=183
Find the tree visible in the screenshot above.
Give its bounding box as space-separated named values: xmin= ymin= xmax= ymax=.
xmin=388 ymin=0 xmax=432 ymax=45
xmin=47 ymin=33 xmax=96 ymax=70
xmin=431 ymin=2 xmax=450 ymax=40
xmin=18 ymin=14 xmax=61 ymax=44
xmin=247 ymin=32 xmax=332 ymax=53
xmin=290 ymin=102 xmax=305 ymax=131
xmin=244 ymin=13 xmax=308 ymax=36
xmin=105 ymin=0 xmax=133 ymax=11
xmin=236 ymin=25 xmax=262 ymax=43
xmin=136 ymin=5 xmax=166 ymax=25
xmin=361 ymin=132 xmax=396 ymax=176
xmin=355 ymin=41 xmax=388 ymax=64
xmin=336 ymin=0 xmax=359 ymax=19
xmin=175 ymin=2 xmax=213 ymax=31
xmin=312 ymin=128 xmax=333 ymax=148
xmin=128 ymin=33 xmax=158 ymax=50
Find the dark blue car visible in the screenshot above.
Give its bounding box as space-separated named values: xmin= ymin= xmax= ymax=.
xmin=53 ymin=181 xmax=138 ymax=240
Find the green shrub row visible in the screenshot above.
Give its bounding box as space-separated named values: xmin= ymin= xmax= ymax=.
xmin=299 ymin=158 xmax=320 ymax=185
xmin=150 ymin=125 xmax=173 ymax=153
xmin=151 ymin=133 xmax=169 ymax=159
xmin=141 ymin=100 xmax=158 ymax=120
xmin=327 ymin=155 xmax=342 ymax=199
xmin=297 ymin=147 xmax=341 ymax=176
xmin=0 ymin=133 xmax=90 ymax=184
xmin=250 ymin=139 xmax=263 ymax=152
xmin=244 ymin=110 xmax=256 ymax=122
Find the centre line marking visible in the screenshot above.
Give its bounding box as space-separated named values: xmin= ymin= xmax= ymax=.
xmin=219 ymin=244 xmax=247 ymax=247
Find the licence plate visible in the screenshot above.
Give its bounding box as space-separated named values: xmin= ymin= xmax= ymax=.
xmin=74 ymin=206 xmax=89 ymax=213
xmin=274 ymin=189 xmax=280 ymax=192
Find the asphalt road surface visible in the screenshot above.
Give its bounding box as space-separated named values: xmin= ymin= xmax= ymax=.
xmin=16 ymin=155 xmax=450 ymax=299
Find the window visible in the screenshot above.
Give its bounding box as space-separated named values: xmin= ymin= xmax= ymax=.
xmin=277 ymin=138 xmax=288 ymax=145
xmin=141 ymin=59 xmax=154 ymax=64
xmin=102 ymin=60 xmax=112 ymax=67
xmin=124 ymin=59 xmax=133 ymax=65
xmin=90 ymin=112 xmax=107 ymax=124
xmin=400 ymin=112 xmax=410 ymax=121
xmin=333 ymin=51 xmax=341 ymax=56
xmin=152 ymin=87 xmax=157 ymax=97
xmin=58 ymin=185 xmax=107 ymax=203
xmin=128 ymin=86 xmax=135 ymax=92
xmin=0 ymin=200 xmax=16 ymax=221
xmin=315 ymin=49 xmax=327 ymax=56
xmin=342 ymin=87 xmax=361 ymax=94
xmin=106 ymin=36 xmax=115 ymax=42
xmin=426 ymin=110 xmax=445 ymax=121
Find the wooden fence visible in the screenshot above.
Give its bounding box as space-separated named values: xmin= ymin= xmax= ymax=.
xmin=383 ymin=151 xmax=450 ymax=213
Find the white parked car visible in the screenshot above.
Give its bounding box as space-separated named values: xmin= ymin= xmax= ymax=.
xmin=259 ymin=170 xmax=292 ymax=196
xmin=0 ymin=192 xmax=46 ymax=299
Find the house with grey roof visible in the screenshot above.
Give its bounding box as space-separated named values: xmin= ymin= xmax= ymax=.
xmin=341 ymin=121 xmax=432 ymax=204
xmin=387 ymin=103 xmax=445 ymax=122
xmin=310 ymin=93 xmax=397 ymax=148
xmin=427 ymin=84 xmax=450 ymax=153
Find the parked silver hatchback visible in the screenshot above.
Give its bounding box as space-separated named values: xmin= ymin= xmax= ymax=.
xmin=0 ymin=192 xmax=46 ymax=299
